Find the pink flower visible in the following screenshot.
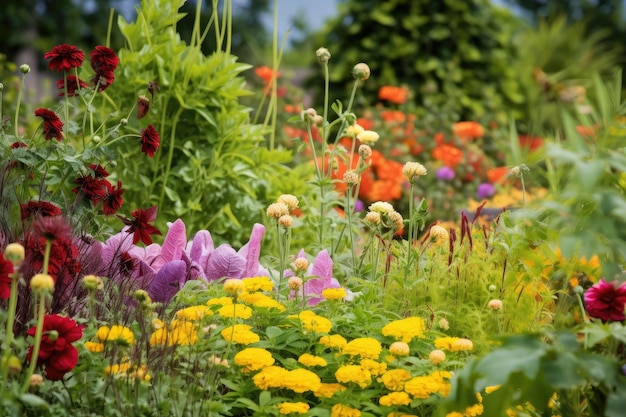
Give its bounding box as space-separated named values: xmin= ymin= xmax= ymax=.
xmin=584 ymin=279 xmax=626 ymax=322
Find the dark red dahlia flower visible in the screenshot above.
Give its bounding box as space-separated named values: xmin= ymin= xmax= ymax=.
xmin=57 ymin=75 xmax=88 ymax=97
xmin=26 ymin=314 xmax=84 ymax=381
xmin=92 ymin=71 xmax=115 ymax=92
xmin=44 ymin=44 xmax=84 ymax=72
xmin=10 ymin=141 xmax=28 ymax=149
xmin=140 ymin=125 xmax=160 ymax=157
xmin=20 ymin=201 xmax=62 ymax=221
xmin=90 ymin=46 xmax=119 ymax=74
xmin=34 ymin=108 xmax=64 ymax=141
xmin=584 ymin=279 xmax=626 ymax=322
xmin=0 ymin=253 xmax=14 ymax=299
xmin=89 ymin=163 xmax=110 ymax=178
xmin=102 ymin=180 xmax=125 ymax=215
xmin=72 ymin=173 xmax=108 ymax=203
xmin=119 ymin=206 xmax=162 ymax=245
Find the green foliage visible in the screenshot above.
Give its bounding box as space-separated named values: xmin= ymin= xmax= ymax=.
xmin=110 ymin=0 xmax=301 ymax=246
xmin=306 ymin=0 xmax=524 ymax=122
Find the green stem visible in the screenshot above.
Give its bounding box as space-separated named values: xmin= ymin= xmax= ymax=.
xmin=0 ymin=270 xmax=20 ymax=392
xmin=404 ymin=184 xmax=415 ymax=285
xmin=158 ymin=108 xmax=183 ymax=208
xmin=21 ymin=293 xmax=47 ymax=393
xmin=331 ymin=79 xmax=360 ymax=145
xmin=14 ymin=71 xmax=28 ymax=138
xmin=346 ymin=187 xmax=356 ymax=272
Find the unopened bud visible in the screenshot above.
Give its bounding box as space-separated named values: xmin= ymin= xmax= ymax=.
xmin=20 ymin=64 xmax=31 ymax=74
xmin=92 ymin=135 xmax=102 ymax=143
xmin=120 ymin=118 xmax=128 ymax=126
xmin=30 ymin=374 xmax=44 ymax=388
xmin=2 ymin=355 xmax=22 ymax=374
xmin=352 ymin=63 xmax=370 ymax=81
xmin=134 ymin=289 xmax=152 ymax=304
xmin=30 ymin=273 xmax=55 ymax=293
xmin=278 ymin=214 xmax=293 ymax=228
xmin=293 ymin=257 xmax=309 ymax=272
xmin=47 ymin=330 xmax=59 ymax=341
xmin=83 ymin=274 xmax=104 ymax=291
xmin=4 ymin=243 xmax=25 ymax=265
xmin=316 ymin=47 xmax=331 ymax=63
xmin=288 ymin=276 xmax=303 ymax=290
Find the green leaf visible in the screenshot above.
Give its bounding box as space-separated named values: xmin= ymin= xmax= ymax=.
xmin=19 ymin=393 xmax=49 ymax=408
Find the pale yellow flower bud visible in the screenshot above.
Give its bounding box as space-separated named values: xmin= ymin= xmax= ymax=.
xmin=488 ymin=299 xmax=503 ymax=311
xmin=358 ymin=144 xmax=372 ymax=160
xmin=403 ymin=161 xmax=427 ymax=182
xmin=364 ymin=211 xmax=381 ymax=225
xmin=278 ymin=214 xmax=294 ymax=228
xmin=357 ymin=130 xmax=379 ymax=145
xmin=288 ymin=276 xmax=303 ymax=290
xmin=267 ymin=202 xmax=289 ymax=219
xmin=316 ymin=47 xmax=331 ymax=63
xmin=223 ymin=278 xmax=246 ymax=295
xmin=343 ymin=170 xmax=359 ymax=186
xmin=352 ymin=63 xmax=371 ymax=80
xmin=30 ymin=273 xmax=54 ymax=293
xmin=428 ymin=349 xmax=446 ymax=365
xmin=293 ymin=257 xmax=309 ymax=272
xmin=388 ymin=211 xmax=404 ymax=231
xmin=429 ymin=225 xmax=449 ymax=246
xmin=438 ymin=318 xmax=450 ymax=331
xmin=30 ymin=374 xmax=44 ymax=388
xmin=83 ymin=274 xmax=104 ymax=291
xmin=278 ymin=194 xmax=299 ymax=211
xmin=368 ymin=201 xmax=394 ymax=215
xmin=345 ymin=123 xmax=365 ymax=138
xmin=389 ymin=341 xmax=410 ymax=357
xmin=4 ymin=243 xmax=25 ymax=266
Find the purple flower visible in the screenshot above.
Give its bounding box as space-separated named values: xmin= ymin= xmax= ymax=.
xmin=477 ymin=183 xmax=495 ymax=199
xmin=436 ymin=166 xmax=455 ymax=181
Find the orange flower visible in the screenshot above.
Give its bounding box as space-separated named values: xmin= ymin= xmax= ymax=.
xmin=487 ymin=167 xmax=509 ymax=184
xmin=518 ymin=135 xmax=543 ymax=151
xmin=453 ymin=121 xmax=484 ymax=140
xmin=434 ymin=132 xmax=446 ymax=145
xmin=378 ymin=86 xmax=409 ymax=104
xmin=254 ymin=65 xmax=280 ymax=84
xmin=357 ymin=117 xmax=374 ymax=131
xmin=381 ymin=110 xmax=406 ymax=123
xmin=575 ymin=125 xmax=596 ymax=138
xmin=432 ymin=144 xmax=463 ymax=168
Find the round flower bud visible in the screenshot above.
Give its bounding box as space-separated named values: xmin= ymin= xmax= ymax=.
xmin=2 ymin=355 xmax=22 ymax=374
xmin=345 ymin=123 xmax=365 ymax=138
xmin=429 ymin=225 xmax=449 ymax=247
xmin=316 ymin=47 xmax=331 ymax=63
xmin=30 ymin=273 xmax=54 ymax=293
xmin=438 ymin=318 xmax=450 ymax=331
xmin=301 ymin=108 xmax=318 ymax=124
xmin=343 ymin=170 xmax=359 ymax=186
xmin=510 ymin=166 xmax=521 ymax=178
xmin=312 ymin=114 xmax=324 ymax=126
xmin=358 ymin=145 xmax=372 ymax=160
xmin=20 ymin=64 xmax=31 ymax=74
xmin=134 ymin=289 xmax=152 ymax=304
xmin=573 ymin=285 xmax=584 ymax=295
xmin=403 ymin=161 xmax=427 ymax=182
xmin=109 ymin=160 xmax=117 ymax=168
xmin=120 ymin=118 xmax=128 ymax=126
xmin=488 ymin=299 xmax=503 ymax=311
xmin=223 ymin=278 xmax=245 ymax=295
xmin=30 ymin=374 xmax=44 ymax=388
xmin=278 ymin=214 xmax=294 ymax=228
xmin=389 ymin=341 xmax=410 ymax=357
xmin=352 ymin=63 xmax=371 ymax=81
xmin=293 ymin=257 xmax=309 ymax=272
xmin=288 ymin=276 xmax=303 ymax=290
xmin=4 ymin=243 xmax=25 ymax=265
xmin=83 ymin=274 xmax=104 ymax=291
xmin=357 ymin=130 xmax=379 ymax=145
xmin=364 ymin=211 xmax=381 ymax=226
xmin=428 ymin=349 xmax=447 ymax=365
xmin=388 ymin=211 xmax=404 ymax=231
xmin=92 ymin=135 xmax=102 ymax=143
xmin=488 ymin=284 xmax=497 ymax=292
xmin=278 ymin=194 xmax=299 ymax=211
xmin=267 ymin=202 xmax=289 ymax=219
xmin=47 ymin=330 xmax=59 ymax=342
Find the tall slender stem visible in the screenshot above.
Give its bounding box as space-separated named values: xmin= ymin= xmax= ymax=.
xmin=14 ymin=71 xmax=28 ymax=138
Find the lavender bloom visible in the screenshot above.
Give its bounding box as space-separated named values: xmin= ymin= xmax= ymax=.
xmin=477 ymin=183 xmax=496 ymax=199
xmin=436 ymin=166 xmax=455 ymax=180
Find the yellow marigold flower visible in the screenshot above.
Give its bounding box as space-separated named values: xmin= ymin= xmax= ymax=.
xmin=239 ymin=292 xmax=286 ymax=311
xmin=382 ymin=317 xmax=425 ymax=343
xmin=319 ymin=334 xmax=347 ymax=349
xmin=389 ymin=341 xmax=410 ymax=357
xmin=129 ymin=365 xmax=151 ymax=382
xmin=234 ymin=347 xmax=275 ymax=373
xmin=298 ymin=353 xmax=328 ymax=367
xmin=314 ymin=383 xmax=346 ymax=398
xmin=242 ymin=276 xmax=274 ymax=292
xmin=335 ymin=364 xmax=372 ymax=388
xmin=84 ymin=341 xmax=105 ymax=353
xmin=331 ymin=403 xmax=361 ymax=417
xmin=290 ymin=310 xmax=332 ymax=334
xmin=321 ymin=287 xmax=347 ymax=301
xmin=104 ymin=362 xmax=131 ymax=376
xmin=429 ymin=349 xmax=446 ymax=365
xmin=342 ymin=337 xmax=382 ymax=359
xmin=379 ymin=391 xmax=411 ymax=406
xmin=223 ymin=278 xmax=246 ymax=295
xmin=278 ymin=402 xmax=310 ymax=415
xmin=484 ymin=385 xmax=500 ymax=394
xmin=380 ymin=369 xmax=412 ymax=391
xmin=217 ymin=303 xmax=253 ymax=319
xmin=283 ymin=368 xmax=322 ymax=393
xmin=221 ymin=324 xmax=260 ymax=345
xmin=207 ymin=296 xmax=233 ymax=306
xmin=463 ymin=403 xmax=484 ymax=416
xmin=404 ymin=371 xmax=452 ymax=399
xmin=149 ymin=328 xmax=168 ymax=346
xmin=434 ymin=337 xmax=474 ymax=352
xmin=360 ymin=358 xmax=387 ymax=376
xmin=96 ymin=325 xmax=135 ymax=346
xmin=169 ymin=320 xmax=198 ymax=345
xmin=176 ymin=305 xmax=213 ymax=321
xmin=253 ymin=365 xmax=289 ymax=390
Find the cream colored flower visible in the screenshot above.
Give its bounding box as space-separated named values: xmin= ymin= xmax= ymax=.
xmin=345 ymin=123 xmax=365 ymax=137
xmin=428 ymin=349 xmax=446 ymax=365
xmin=403 ymin=161 xmax=427 ymax=182
xmin=357 ymin=130 xmax=379 ymax=144
xmin=278 ymin=194 xmax=299 ymax=211
xmin=352 ymin=62 xmax=371 ymax=80
xmin=267 ymin=202 xmax=289 ymax=219
xmin=488 ymin=299 xmax=503 ymax=311
xmin=278 ymin=214 xmax=294 ymax=228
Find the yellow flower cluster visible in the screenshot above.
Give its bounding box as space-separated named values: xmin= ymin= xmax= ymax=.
xmin=321 ymin=287 xmax=347 ymax=301
xmin=223 ymin=278 xmax=246 ymax=295
xmin=319 ymin=334 xmax=347 ymax=349
xmin=381 ymin=317 xmax=425 ymax=342
xmin=238 ymin=291 xmax=286 ymax=311
xmin=217 ymin=303 xmax=253 ymax=319
xmin=313 ymin=383 xmax=346 ymax=398
xmin=150 ymin=320 xmax=198 ymax=346
xmin=335 ymin=364 xmax=372 ymax=388
xmin=298 ymin=353 xmax=328 ymax=367
xmin=403 ymin=370 xmax=452 ymax=399
xmin=252 ymin=365 xmax=321 ymax=393
xmin=434 ymin=337 xmax=474 ymax=352
xmin=207 ymin=296 xmax=233 ymax=306
xmin=242 ymin=276 xmax=274 ymax=292
xmin=288 ymin=310 xmax=333 ymax=334
xmin=379 ymin=391 xmax=411 ymax=406
xmin=359 ymin=358 xmax=387 ymax=376
xmin=379 ymin=369 xmax=412 ymax=391
xmin=331 ymin=403 xmax=361 ymax=417
xmin=175 ymin=305 xmax=213 ymax=321
xmin=342 ymin=337 xmax=382 ymax=359
xmin=234 ymin=347 xmax=275 ymax=372
xmin=278 ymin=402 xmax=310 ymax=415
xmin=96 ymin=325 xmax=135 ymax=346
xmin=104 ymin=362 xmax=151 ymax=382
xmin=253 ymin=365 xmax=288 ymax=389
xmin=221 ymin=324 xmax=260 ymax=345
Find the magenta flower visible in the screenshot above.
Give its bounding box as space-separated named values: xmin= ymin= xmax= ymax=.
xmin=584 ymin=279 xmax=626 ymax=322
